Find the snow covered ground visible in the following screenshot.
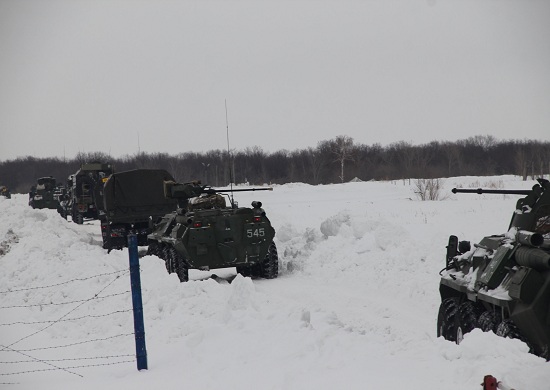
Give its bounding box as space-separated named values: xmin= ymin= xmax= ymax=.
xmin=1 ymin=175 xmax=549 ymax=390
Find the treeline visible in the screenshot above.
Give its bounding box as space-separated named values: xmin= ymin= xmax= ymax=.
xmin=1 ymin=135 xmax=549 ymax=193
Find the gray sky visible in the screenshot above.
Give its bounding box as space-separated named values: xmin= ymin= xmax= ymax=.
xmin=1 ymin=0 xmax=549 ymax=161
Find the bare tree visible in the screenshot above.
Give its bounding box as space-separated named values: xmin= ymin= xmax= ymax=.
xmin=330 ymin=135 xmax=355 ymax=183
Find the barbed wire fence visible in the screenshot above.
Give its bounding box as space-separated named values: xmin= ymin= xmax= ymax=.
xmin=0 ymin=268 xmax=138 ymax=384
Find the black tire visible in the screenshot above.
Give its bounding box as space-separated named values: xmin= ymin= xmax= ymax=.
xmin=478 ymin=311 xmax=501 ymax=333
xmin=236 ymin=265 xmax=253 ymax=277
xmin=164 ymin=247 xmax=189 ymax=282
xmin=102 ymin=236 xmax=111 ymax=250
xmin=259 ymin=241 xmax=278 ymax=279
xmin=74 ymin=212 xmax=83 ymax=225
xmin=146 ymin=242 xmax=159 ymax=257
xmin=455 ymin=301 xmax=481 ymax=344
xmin=160 ymin=245 xmax=170 ymax=261
xmin=164 ymin=246 xmax=175 ymax=273
xmin=437 ymin=297 xmax=460 ymax=342
xmin=101 ymin=222 xmax=110 ymax=250
xmin=496 ymin=319 xmax=524 ymax=339
xmin=172 ymin=249 xmax=189 ymax=283
xmin=237 ymin=263 xmax=262 ymax=278
xmin=496 ymin=319 xmax=535 ymax=354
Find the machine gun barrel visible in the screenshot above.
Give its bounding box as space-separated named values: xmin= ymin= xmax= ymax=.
xmin=165 ymin=181 xmax=273 ymax=201
xmin=209 ymin=187 xmax=273 ymax=193
xmin=452 ymin=188 xmax=531 ymax=195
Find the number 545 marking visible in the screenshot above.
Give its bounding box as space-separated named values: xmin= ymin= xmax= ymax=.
xmin=246 ymin=228 xmax=265 ymax=238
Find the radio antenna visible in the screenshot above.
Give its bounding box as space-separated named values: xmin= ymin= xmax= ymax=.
xmin=225 ymin=99 xmax=235 ymax=207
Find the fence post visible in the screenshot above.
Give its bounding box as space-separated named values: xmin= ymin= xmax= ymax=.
xmin=128 ymin=233 xmax=148 ymax=370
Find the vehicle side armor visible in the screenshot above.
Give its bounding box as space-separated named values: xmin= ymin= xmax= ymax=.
xmin=438 ymin=178 xmax=550 ymax=359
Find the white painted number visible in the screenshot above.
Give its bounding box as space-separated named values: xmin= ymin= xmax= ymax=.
xmin=247 ymin=228 xmax=265 ymax=238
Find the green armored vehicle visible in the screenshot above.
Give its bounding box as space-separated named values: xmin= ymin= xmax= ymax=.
xmin=437 ymin=178 xmax=550 ymax=359
xmin=101 ymin=169 xmax=178 ymax=251
xmin=29 ymin=176 xmax=59 ymax=209
xmin=68 ymin=162 xmax=114 ymax=224
xmin=147 ymin=181 xmax=277 ymax=282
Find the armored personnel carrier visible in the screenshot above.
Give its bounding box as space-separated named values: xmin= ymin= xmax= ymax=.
xmin=101 ymin=169 xmax=178 ymax=251
xmin=28 ymin=176 xmax=59 ymax=209
xmin=68 ymin=162 xmax=114 ymax=224
xmin=147 ymin=181 xmax=277 ymax=282
xmin=437 ymin=178 xmax=550 ymax=359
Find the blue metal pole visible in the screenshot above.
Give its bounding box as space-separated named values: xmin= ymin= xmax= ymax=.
xmin=128 ymin=233 xmax=148 ymax=370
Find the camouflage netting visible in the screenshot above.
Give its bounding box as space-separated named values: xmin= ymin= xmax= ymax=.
xmin=188 ymin=194 xmax=227 ymax=210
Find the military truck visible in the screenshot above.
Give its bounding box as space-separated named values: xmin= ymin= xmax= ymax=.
xmin=101 ymin=169 xmax=178 ymax=252
xmin=28 ymin=176 xmax=59 ymax=209
xmin=437 ymin=178 xmax=550 ymax=359
xmin=147 ymin=181 xmax=277 ymax=282
xmin=68 ymin=162 xmax=114 ymax=224
xmin=0 ymin=185 xmax=10 ymax=199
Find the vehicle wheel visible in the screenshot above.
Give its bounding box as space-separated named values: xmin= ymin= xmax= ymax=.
xmin=102 ymin=236 xmax=111 ymax=250
xmin=164 ymin=246 xmax=176 ymax=273
xmin=159 ymin=245 xmax=170 ymax=261
xmin=496 ymin=319 xmax=524 ymax=340
xmin=437 ymin=297 xmax=460 ymax=342
xmin=260 ymin=241 xmax=278 ymax=279
xmin=146 ymin=241 xmax=159 ymax=257
xmin=496 ymin=319 xmax=534 ymax=353
xmin=74 ymin=212 xmax=83 ymax=225
xmin=455 ymin=301 xmax=481 ymax=344
xmin=236 ymin=265 xmax=253 ymax=277
xmin=173 ymin=250 xmax=189 ymax=283
xmin=478 ymin=311 xmax=500 ymax=333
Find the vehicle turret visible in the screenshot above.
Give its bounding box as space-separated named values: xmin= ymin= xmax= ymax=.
xmin=28 ymin=176 xmax=59 ymax=209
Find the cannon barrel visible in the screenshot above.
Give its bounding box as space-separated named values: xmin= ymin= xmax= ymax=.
xmin=452 ymin=188 xmax=531 ymax=195
xmin=515 ymin=246 xmax=550 ymax=271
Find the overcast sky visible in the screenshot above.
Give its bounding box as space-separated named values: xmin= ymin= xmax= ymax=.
xmin=1 ymin=0 xmax=549 ymax=161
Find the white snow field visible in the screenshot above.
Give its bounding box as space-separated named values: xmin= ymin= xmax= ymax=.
xmin=1 ymin=175 xmax=549 ymax=390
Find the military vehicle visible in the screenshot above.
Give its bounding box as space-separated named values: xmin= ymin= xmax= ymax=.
xmin=28 ymin=176 xmax=59 ymax=209
xmin=68 ymin=162 xmax=114 ymax=224
xmin=101 ymin=169 xmax=178 ymax=252
xmin=147 ymin=181 xmax=277 ymax=282
xmin=0 ymin=185 xmax=10 ymax=199
xmin=437 ymin=178 xmax=550 ymax=359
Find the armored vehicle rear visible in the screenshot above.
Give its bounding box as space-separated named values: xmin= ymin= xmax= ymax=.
xmin=147 ymin=181 xmax=277 ymax=282
xmin=69 ymin=162 xmax=114 ymax=224
xmin=101 ymin=169 xmax=178 ymax=251
xmin=29 ymin=176 xmax=59 ymax=209
xmin=438 ymin=178 xmax=550 ymax=359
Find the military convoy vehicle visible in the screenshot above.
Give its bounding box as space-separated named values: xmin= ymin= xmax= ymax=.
xmin=28 ymin=176 xmax=59 ymax=209
xmin=65 ymin=162 xmax=114 ymax=224
xmin=147 ymin=181 xmax=277 ymax=282
xmin=0 ymin=185 xmax=10 ymax=199
xmin=437 ymin=178 xmax=550 ymax=359
xmin=101 ymin=169 xmax=178 ymax=252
